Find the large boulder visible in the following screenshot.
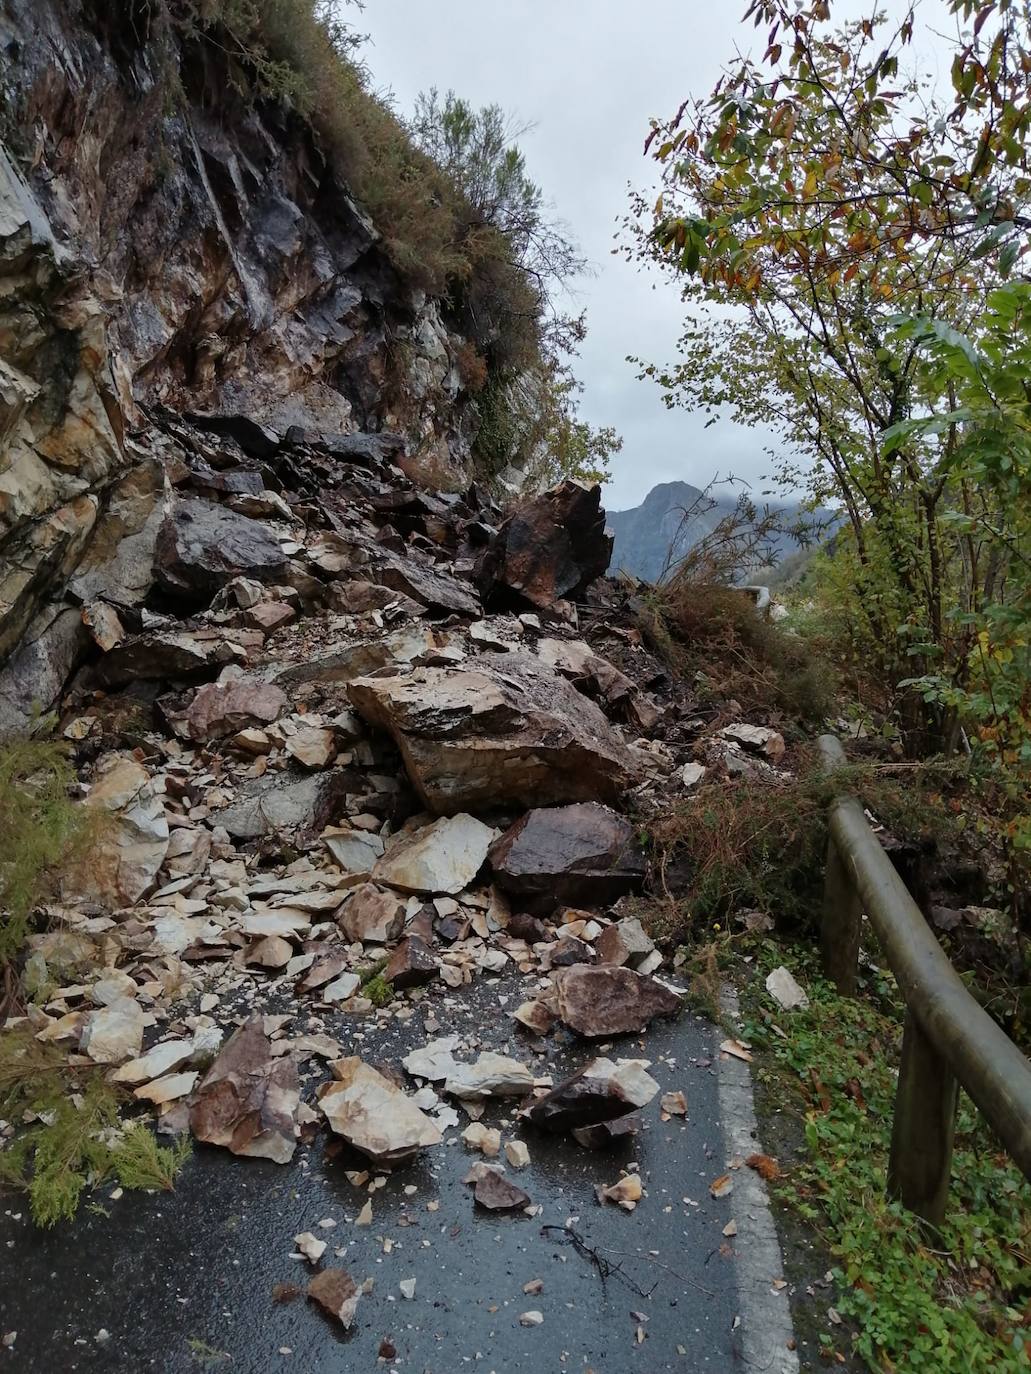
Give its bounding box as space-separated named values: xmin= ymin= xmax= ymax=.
xmin=154 ymin=497 xmax=288 ymax=602
xmin=551 ymin=965 xmax=682 ymax=1038
xmin=489 ymin=803 xmax=646 ymax=911
xmin=477 ymin=481 xmax=613 ymax=609
xmin=162 ymin=676 xmax=289 ymax=742
xmin=348 ymin=653 xmax=638 ymax=813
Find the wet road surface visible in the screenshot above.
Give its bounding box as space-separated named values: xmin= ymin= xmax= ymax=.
xmin=0 ymin=983 xmax=755 ymax=1373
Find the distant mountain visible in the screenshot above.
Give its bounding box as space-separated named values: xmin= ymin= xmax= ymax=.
xmin=606 ymin=480 xmax=825 ymax=584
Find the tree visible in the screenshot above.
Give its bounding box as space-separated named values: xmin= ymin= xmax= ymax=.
xmin=629 ymin=0 xmax=1031 ymax=751
xmin=411 ymin=90 xmax=586 ymax=321
xmin=412 ymin=90 xmax=618 ymax=490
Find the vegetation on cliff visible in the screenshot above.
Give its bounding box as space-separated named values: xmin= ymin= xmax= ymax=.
xmin=134 ymin=0 xmax=618 ymax=487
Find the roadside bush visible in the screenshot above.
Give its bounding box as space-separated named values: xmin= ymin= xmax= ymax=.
xmin=644 ymin=752 xmax=954 ymax=944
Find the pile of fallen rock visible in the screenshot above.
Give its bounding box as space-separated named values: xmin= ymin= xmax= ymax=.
xmin=4 ymin=413 xmax=790 ymax=1287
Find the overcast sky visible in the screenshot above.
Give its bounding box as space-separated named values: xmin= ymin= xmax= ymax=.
xmin=356 ymin=1 xmax=948 ymax=512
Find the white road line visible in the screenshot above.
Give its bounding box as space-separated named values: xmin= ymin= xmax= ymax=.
xmin=718 ymin=986 xmax=800 ymax=1374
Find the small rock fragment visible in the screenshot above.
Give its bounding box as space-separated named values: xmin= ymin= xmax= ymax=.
xmin=307 ymin=1268 xmax=361 ymax=1328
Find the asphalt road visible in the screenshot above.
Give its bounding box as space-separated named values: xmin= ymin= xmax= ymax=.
xmin=0 ymin=981 xmax=760 ymax=1374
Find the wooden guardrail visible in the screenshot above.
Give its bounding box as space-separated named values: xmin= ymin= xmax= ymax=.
xmin=817 ymin=734 xmax=1031 ymax=1226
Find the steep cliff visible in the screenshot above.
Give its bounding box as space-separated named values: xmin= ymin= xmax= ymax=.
xmin=0 ymin=0 xmax=487 ymax=728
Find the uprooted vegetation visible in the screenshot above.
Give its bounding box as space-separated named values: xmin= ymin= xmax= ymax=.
xmin=635 ymin=580 xmax=837 ymax=725
xmin=0 ymin=1028 xmax=190 ymax=1227
xmin=641 ymin=752 xmax=955 ymax=940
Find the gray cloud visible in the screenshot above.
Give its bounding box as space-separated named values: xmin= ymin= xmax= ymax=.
xmin=356 ymin=0 xmax=922 ymax=510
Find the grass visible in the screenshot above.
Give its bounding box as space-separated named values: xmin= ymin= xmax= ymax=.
xmin=0 ymin=1028 xmax=190 ymax=1226
xmin=0 ymin=735 xmax=86 ymax=970
xmin=736 ymin=941 xmax=1031 ymax=1372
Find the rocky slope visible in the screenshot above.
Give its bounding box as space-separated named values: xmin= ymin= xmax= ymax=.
xmin=0 ymin=0 xmax=492 ymax=729
xmin=0 ymin=0 xmax=796 ymax=1285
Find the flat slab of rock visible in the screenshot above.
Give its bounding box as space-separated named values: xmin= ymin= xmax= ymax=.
xmin=527 ymin=1057 xmax=659 ymax=1132
xmin=372 ymin=814 xmax=495 ymax=895
xmin=552 ymin=965 xmax=682 ymax=1038
xmin=721 ymin=723 xmax=786 ymax=761
xmin=349 ymin=654 xmax=639 ymax=813
xmin=322 ymin=827 xmax=384 ymax=881
xmin=444 ymin=1052 xmax=535 ymax=1101
xmin=477 ymin=480 xmax=612 ymax=609
xmin=489 ymin=803 xmax=646 ymax=911
xmin=319 ymin=1058 xmax=442 ymax=1165
xmin=188 ymin=1018 xmax=300 ymax=1164
xmin=155 ymin=496 xmax=287 ymax=603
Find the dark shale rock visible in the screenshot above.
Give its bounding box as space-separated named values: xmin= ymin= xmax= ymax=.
xmin=154 ymin=497 xmax=288 ymax=603
xmin=477 ymin=480 xmax=613 ymax=610
xmin=527 ymin=1057 xmax=659 ymax=1133
xmin=488 ymin=802 xmax=647 ymax=912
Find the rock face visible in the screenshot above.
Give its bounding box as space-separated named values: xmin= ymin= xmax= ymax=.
xmin=349 ymin=655 xmax=639 ymax=813
xmin=489 ymin=804 xmax=647 ymax=911
xmin=0 ymin=0 xmax=498 ymax=724
xmin=478 ymin=481 xmax=613 ymax=609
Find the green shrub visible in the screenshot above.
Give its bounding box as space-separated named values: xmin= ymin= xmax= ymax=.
xmin=0 ymin=1029 xmax=190 ymax=1226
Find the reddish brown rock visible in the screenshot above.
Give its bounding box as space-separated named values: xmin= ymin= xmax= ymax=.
xmin=471 ymin=1169 xmax=532 ymax=1211
xmin=551 ymin=965 xmax=682 ymax=1038
xmin=477 ymin=480 xmax=612 ymax=609
xmin=163 ymin=677 xmax=288 ymax=743
xmin=338 ymin=884 xmax=406 ymax=945
xmin=188 ymin=1018 xmax=299 ymax=1163
xmin=488 ymin=803 xmax=646 ymax=912
xmin=307 ymin=1268 xmax=361 ymax=1328
xmin=349 ymin=655 xmax=639 ymax=813
xmin=383 ymin=935 xmax=439 ymax=989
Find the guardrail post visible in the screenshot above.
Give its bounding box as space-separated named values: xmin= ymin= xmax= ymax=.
xmin=887 ymin=1009 xmax=959 ymax=1228
xmin=820 ymin=832 xmax=862 ymax=995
